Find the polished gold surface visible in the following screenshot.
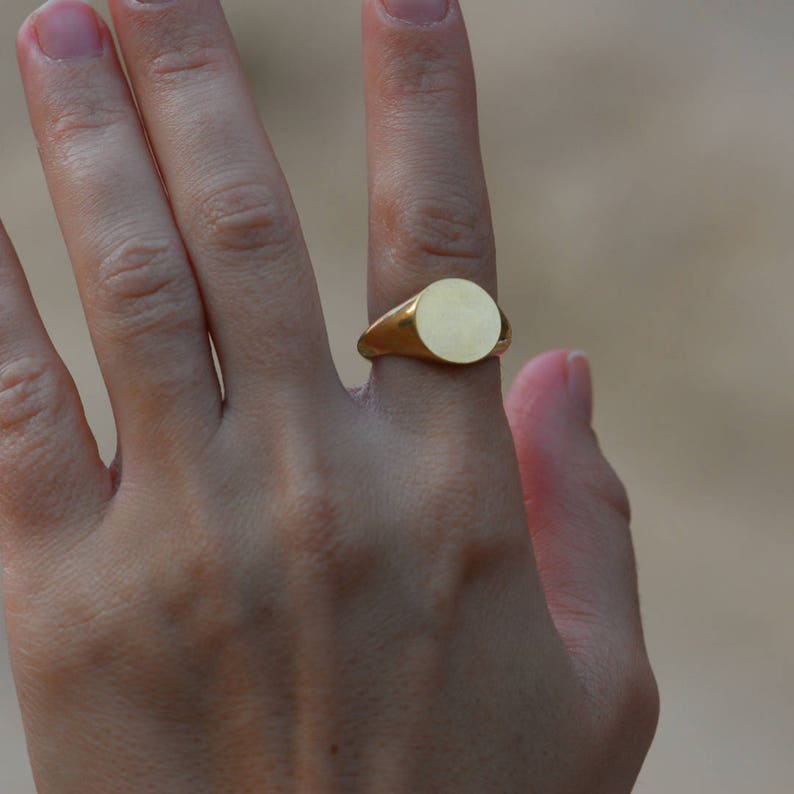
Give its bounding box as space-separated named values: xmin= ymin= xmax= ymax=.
xmin=358 ymin=278 xmax=512 ymax=364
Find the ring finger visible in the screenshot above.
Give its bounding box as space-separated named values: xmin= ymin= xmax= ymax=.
xmin=363 ymin=0 xmax=499 ymax=411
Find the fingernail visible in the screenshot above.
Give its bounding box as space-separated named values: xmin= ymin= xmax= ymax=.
xmin=381 ymin=0 xmax=450 ymax=25
xmin=34 ymin=0 xmax=103 ymax=61
xmin=566 ymin=351 xmax=593 ymax=425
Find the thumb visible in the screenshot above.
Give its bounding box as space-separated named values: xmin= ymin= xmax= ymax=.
xmin=505 ymin=350 xmax=646 ymax=664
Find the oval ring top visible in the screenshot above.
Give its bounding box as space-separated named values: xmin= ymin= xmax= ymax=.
xmin=414 ymin=278 xmax=502 ymax=365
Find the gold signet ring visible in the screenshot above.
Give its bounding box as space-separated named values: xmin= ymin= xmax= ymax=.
xmin=357 ymin=278 xmax=512 ymax=365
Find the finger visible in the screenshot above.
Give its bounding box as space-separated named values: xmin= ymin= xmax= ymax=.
xmin=363 ymin=0 xmax=499 ymax=406
xmin=16 ymin=0 xmax=221 ymax=459
xmin=504 ymin=350 xmax=647 ymax=662
xmin=0 ymin=221 xmax=109 ymax=550
xmin=106 ymin=0 xmax=339 ymax=416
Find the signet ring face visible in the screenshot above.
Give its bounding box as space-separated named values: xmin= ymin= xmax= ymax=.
xmin=357 ymin=278 xmax=512 ymax=365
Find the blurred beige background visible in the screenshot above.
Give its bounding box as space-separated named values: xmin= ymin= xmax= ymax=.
xmin=1 ymin=0 xmax=793 ymax=790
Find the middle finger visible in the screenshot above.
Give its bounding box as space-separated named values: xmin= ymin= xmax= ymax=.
xmin=107 ymin=0 xmax=340 ymax=415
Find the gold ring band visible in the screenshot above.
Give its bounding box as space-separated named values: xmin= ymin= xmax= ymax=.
xmin=357 ymin=278 xmax=512 ymax=365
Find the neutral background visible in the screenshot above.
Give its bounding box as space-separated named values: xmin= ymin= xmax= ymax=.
xmin=1 ymin=0 xmax=792 ymax=791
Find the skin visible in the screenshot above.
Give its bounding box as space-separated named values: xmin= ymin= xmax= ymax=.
xmin=0 ymin=0 xmax=658 ymax=791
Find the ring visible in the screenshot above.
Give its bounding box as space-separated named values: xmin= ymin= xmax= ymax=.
xmin=357 ymin=278 xmax=512 ymax=365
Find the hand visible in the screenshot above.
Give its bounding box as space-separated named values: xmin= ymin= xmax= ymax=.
xmin=0 ymin=0 xmax=658 ymax=791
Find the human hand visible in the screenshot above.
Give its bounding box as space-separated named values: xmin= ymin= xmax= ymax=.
xmin=1 ymin=0 xmax=658 ymax=791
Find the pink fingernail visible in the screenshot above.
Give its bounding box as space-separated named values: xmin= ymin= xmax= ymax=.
xmin=34 ymin=0 xmax=103 ymax=61
xmin=566 ymin=351 xmax=593 ymax=425
xmin=382 ymin=0 xmax=450 ymax=25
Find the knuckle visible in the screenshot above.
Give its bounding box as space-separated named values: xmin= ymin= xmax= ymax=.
xmin=273 ymin=463 xmax=345 ymax=558
xmin=197 ymin=181 xmax=298 ymax=261
xmin=582 ymin=453 xmax=633 ymax=524
xmin=380 ymin=192 xmax=493 ymax=273
xmin=410 ymin=439 xmax=516 ymax=575
xmin=21 ymin=543 xmax=273 ymax=695
xmin=0 ymin=357 xmax=62 ymax=435
xmin=611 ymin=655 xmax=661 ymax=749
xmin=268 ymin=451 xmax=379 ymax=591
xmin=378 ymin=48 xmax=466 ymax=106
xmin=11 ymin=576 xmax=137 ymax=694
xmin=152 ymin=543 xmax=268 ymax=662
xmin=43 ymin=96 xmax=128 ymax=152
xmin=631 ymin=662 xmax=661 ymax=742
xmin=583 ymin=637 xmax=660 ymax=752
xmin=146 ymin=42 xmax=229 ymax=82
xmin=91 ymin=238 xmax=198 ymax=340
